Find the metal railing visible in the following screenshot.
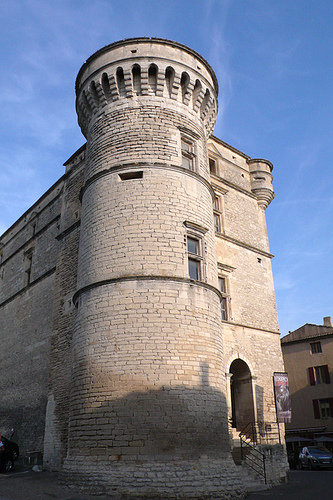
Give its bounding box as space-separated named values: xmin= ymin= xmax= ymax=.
xmin=239 ymin=422 xmax=266 ymax=484
xmin=239 ymin=421 xmax=282 ymax=484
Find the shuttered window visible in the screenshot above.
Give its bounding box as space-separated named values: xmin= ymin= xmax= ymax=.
xmin=313 ymin=399 xmax=320 ymax=419
xmin=308 ymin=367 xmax=316 ymax=386
xmin=308 ymin=365 xmax=330 ymax=385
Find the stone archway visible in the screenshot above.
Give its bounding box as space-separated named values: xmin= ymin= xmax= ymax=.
xmin=229 ymin=358 xmax=255 ymax=432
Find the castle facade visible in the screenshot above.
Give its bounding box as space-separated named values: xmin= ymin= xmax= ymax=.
xmin=0 ymin=38 xmax=287 ymax=497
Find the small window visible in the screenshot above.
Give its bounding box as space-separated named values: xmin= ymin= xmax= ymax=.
xmin=310 ymin=341 xmax=322 ymax=354
xmin=24 ymin=250 xmax=33 ymax=286
xmin=181 ymin=136 xmax=196 ymax=171
xmin=209 ymin=157 xmax=217 ymax=175
xmin=320 ymin=399 xmax=331 ymax=419
xmin=187 ymin=236 xmax=202 ymax=280
xmin=213 ymin=194 xmax=222 ymax=233
xmin=119 ymin=171 xmax=143 ymax=181
xmin=313 ymin=398 xmax=333 ymax=419
xmin=218 ymin=276 xmax=229 ymax=321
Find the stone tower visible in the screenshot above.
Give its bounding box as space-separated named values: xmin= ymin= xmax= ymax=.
xmin=62 ymin=38 xmax=244 ymax=496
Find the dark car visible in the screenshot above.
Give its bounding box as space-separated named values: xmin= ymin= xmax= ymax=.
xmin=0 ymin=436 xmax=19 ymax=472
xmin=299 ymin=446 xmax=333 ymax=470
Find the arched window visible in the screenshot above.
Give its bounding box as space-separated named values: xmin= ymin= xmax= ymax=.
xmin=132 ymin=64 xmax=141 ymax=94
xmin=165 ymin=66 xmax=175 ymax=98
xmin=180 ymin=72 xmax=190 ymax=103
xmin=116 ymin=67 xmax=126 ymax=97
xmin=200 ymin=89 xmax=210 ymax=118
xmin=148 ymin=64 xmax=158 ymax=94
xmin=89 ymin=80 xmax=99 ymax=107
xmin=192 ymin=79 xmax=202 ymax=109
xmin=101 ymin=73 xmax=111 ymax=101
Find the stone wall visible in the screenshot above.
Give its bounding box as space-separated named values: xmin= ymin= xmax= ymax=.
xmin=0 ymin=180 xmax=63 ymax=453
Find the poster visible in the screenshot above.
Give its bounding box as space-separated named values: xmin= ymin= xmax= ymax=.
xmin=273 ymin=372 xmax=291 ymax=423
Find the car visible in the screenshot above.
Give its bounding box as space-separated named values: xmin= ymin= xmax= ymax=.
xmin=299 ymin=446 xmax=333 ymax=470
xmin=0 ymin=436 xmax=19 ymax=472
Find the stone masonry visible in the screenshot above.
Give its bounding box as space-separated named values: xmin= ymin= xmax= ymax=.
xmin=0 ymin=38 xmax=288 ymax=497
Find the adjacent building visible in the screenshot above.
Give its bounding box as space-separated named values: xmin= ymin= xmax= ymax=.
xmin=281 ymin=316 xmax=333 ymax=439
xmin=0 ymin=38 xmax=288 ymax=497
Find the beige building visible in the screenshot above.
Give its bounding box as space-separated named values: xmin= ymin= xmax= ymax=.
xmin=0 ymin=38 xmax=288 ymax=497
xmin=281 ymin=317 xmax=333 ymax=439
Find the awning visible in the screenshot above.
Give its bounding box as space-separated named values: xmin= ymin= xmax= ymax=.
xmin=285 ymin=436 xmax=313 ymax=443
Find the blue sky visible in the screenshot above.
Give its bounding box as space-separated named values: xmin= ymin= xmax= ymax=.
xmin=0 ymin=0 xmax=332 ymax=336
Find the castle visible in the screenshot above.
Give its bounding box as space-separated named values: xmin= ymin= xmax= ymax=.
xmin=0 ymin=38 xmax=288 ymax=497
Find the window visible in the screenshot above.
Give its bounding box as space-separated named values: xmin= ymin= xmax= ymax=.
xmin=213 ymin=194 xmax=222 ymax=233
xmin=181 ymin=136 xmax=196 ymax=171
xmin=209 ymin=157 xmax=217 ymax=175
xmin=320 ymin=400 xmax=331 ymax=419
xmin=24 ymin=250 xmax=34 ymax=286
xmin=218 ymin=276 xmax=228 ymax=320
xmin=187 ymin=236 xmax=201 ymax=280
xmin=217 ymin=262 xmax=234 ymax=321
xmin=310 ymin=341 xmax=322 ymax=354
xmin=308 ymin=365 xmax=330 ymax=385
xmin=315 ymin=366 xmax=328 ymax=384
xmin=119 ymin=171 xmax=143 ymax=181
xmin=313 ymin=398 xmax=333 ymax=419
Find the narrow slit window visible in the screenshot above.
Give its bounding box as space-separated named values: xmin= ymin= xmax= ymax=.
xmin=218 ymin=276 xmax=229 ymax=321
xmin=24 ymin=251 xmax=34 ymax=286
xmin=119 ymin=171 xmax=143 ymax=181
xmin=213 ymin=194 xmax=222 ymax=233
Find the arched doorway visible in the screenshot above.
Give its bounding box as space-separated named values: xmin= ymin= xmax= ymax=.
xmin=229 ymin=359 xmax=255 ymax=432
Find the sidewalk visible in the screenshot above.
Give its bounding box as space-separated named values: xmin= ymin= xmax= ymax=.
xmin=0 ymin=463 xmax=111 ymax=500
xmin=1 ymin=466 xmax=333 ymax=499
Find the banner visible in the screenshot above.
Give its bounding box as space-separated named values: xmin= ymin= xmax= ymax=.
xmin=273 ymin=372 xmax=291 ymax=423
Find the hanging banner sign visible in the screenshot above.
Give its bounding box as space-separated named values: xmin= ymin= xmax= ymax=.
xmin=273 ymin=372 xmax=292 ymax=423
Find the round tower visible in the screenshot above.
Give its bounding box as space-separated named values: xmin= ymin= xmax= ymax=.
xmin=64 ymin=38 xmax=243 ymax=498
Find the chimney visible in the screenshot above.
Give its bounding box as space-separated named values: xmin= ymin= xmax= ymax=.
xmin=323 ymin=316 xmax=333 ymax=327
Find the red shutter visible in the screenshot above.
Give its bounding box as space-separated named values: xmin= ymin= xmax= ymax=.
xmin=313 ymin=399 xmax=320 ymax=419
xmin=329 ymin=398 xmax=333 ymax=418
xmin=308 ymin=367 xmax=316 ymax=386
xmin=324 ymin=365 xmax=330 ymax=384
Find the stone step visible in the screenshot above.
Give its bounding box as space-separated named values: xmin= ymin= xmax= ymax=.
xmin=238 ymin=465 xmax=268 ymax=493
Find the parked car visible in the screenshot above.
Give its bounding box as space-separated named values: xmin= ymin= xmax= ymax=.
xmin=0 ymin=436 xmax=19 ymax=472
xmin=299 ymin=446 xmax=333 ymax=470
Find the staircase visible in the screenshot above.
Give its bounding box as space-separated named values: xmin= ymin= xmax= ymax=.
xmin=230 ymin=422 xmax=281 ymax=492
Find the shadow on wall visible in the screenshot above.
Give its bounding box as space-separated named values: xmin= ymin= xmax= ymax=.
xmin=0 ymin=397 xmax=47 ymax=454
xmin=256 ymin=385 xmax=264 ymax=425
xmin=67 ymin=362 xmax=231 ymax=461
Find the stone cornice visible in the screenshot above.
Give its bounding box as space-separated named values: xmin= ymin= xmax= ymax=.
xmin=79 ymin=162 xmax=215 ymax=201
xmin=73 ymin=275 xmax=223 ymax=306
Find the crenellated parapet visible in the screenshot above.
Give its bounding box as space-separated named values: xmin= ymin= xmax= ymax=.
xmin=75 ymin=38 xmax=218 ymax=138
xmin=248 ymin=158 xmax=275 ymax=209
